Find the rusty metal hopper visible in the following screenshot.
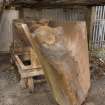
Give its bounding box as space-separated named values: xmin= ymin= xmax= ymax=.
xmin=14 ymin=21 xmax=90 ymax=105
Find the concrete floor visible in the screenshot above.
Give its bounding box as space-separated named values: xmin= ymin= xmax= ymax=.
xmin=0 ymin=55 xmax=105 ymax=105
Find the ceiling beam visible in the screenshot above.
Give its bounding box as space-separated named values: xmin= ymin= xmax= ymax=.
xmin=6 ymin=0 xmax=105 ymax=8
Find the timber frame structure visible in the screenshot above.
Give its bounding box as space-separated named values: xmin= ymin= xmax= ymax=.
xmin=4 ymin=0 xmax=105 ymax=8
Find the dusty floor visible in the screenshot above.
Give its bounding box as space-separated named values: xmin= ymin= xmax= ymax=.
xmin=0 ymin=55 xmax=105 ymax=105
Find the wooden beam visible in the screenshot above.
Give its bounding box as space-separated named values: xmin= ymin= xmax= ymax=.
xmin=8 ymin=0 xmax=105 ymax=8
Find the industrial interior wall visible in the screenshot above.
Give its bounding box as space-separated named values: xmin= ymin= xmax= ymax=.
xmin=0 ymin=7 xmax=86 ymax=52
xmin=23 ymin=7 xmax=86 ymax=23
xmin=0 ymin=10 xmax=19 ymax=52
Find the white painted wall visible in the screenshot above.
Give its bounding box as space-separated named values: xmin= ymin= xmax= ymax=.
xmin=0 ymin=10 xmax=19 ymax=52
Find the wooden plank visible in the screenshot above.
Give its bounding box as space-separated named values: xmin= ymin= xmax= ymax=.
xmin=20 ymin=78 xmax=27 ymax=89
xmin=13 ymin=20 xmax=31 ymax=46
xmin=27 ymin=77 xmax=34 ymax=92
xmin=16 ymin=22 xmax=90 ymax=105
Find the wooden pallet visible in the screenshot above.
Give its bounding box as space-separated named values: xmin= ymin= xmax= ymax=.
xmin=11 ymin=20 xmax=45 ymax=91
xmin=11 ymin=47 xmax=44 ymax=91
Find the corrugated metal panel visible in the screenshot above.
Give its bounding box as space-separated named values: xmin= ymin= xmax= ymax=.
xmin=90 ymin=6 xmax=105 ymax=50
xmin=23 ymin=8 xmax=86 ymax=24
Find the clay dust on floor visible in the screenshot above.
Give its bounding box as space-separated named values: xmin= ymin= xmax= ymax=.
xmin=0 ymin=55 xmax=105 ymax=105
xmin=0 ymin=55 xmax=57 ymax=105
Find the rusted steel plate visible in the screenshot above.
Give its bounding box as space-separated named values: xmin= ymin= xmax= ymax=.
xmin=15 ymin=22 xmax=90 ymax=105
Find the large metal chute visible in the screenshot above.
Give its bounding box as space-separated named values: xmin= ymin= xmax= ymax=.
xmin=14 ymin=21 xmax=90 ymax=105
